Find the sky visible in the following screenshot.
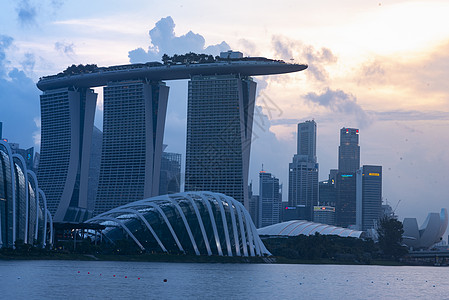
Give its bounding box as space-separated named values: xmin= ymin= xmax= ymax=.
xmin=1 ymin=0 xmax=449 ymax=228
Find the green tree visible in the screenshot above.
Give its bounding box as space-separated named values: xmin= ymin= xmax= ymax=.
xmin=377 ymin=216 xmax=408 ymax=260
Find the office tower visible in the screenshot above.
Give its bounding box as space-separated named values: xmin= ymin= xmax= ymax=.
xmin=356 ymin=165 xmax=382 ymax=230
xmin=319 ymin=179 xmax=336 ymax=207
xmin=313 ymin=206 xmax=336 ymax=225
xmin=258 ymin=171 xmax=281 ymax=228
xmin=297 ymin=120 xmax=317 ymax=162
xmin=248 ymin=182 xmax=259 ymax=226
xmin=288 ymin=120 xmax=318 ymax=221
xmin=159 ymin=150 xmax=181 ymax=195
xmin=37 ymin=87 xmax=97 ymax=222
xmin=336 ymin=172 xmax=357 ymax=227
xmin=94 ymin=80 xmax=169 ymax=215
xmin=185 ymin=74 xmax=256 ymax=207
xmin=338 ymin=127 xmax=360 ymax=173
xmin=86 ymin=126 xmax=102 ymax=212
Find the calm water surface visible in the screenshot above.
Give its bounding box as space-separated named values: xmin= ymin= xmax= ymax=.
xmin=0 ymin=260 xmax=448 ymax=299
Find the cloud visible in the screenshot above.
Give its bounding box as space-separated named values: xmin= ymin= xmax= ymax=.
xmin=21 ymin=52 xmax=35 ymax=74
xmin=304 ymin=88 xmax=372 ymax=128
xmin=128 ymin=16 xmax=230 ymax=63
xmin=272 ymin=35 xmax=337 ymax=82
xmin=0 ymin=35 xmax=40 ymax=149
xmin=55 ymin=41 xmax=75 ymax=57
xmin=16 ymin=0 xmax=37 ymax=26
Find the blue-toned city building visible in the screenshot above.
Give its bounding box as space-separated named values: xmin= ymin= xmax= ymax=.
xmin=0 ymin=141 xmax=53 ymax=248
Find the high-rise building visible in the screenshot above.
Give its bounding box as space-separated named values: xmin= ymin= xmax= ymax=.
xmin=336 ymin=172 xmax=357 ymax=227
xmin=37 ymin=87 xmax=97 ymax=222
xmin=297 ymin=120 xmax=317 ymax=163
xmin=87 ymin=126 xmax=102 ymax=212
xmin=258 ymin=171 xmax=281 ymax=228
xmin=159 ymin=150 xmax=181 ymax=195
xmin=356 ymin=165 xmax=382 ymax=231
xmin=319 ymin=179 xmax=336 ymax=207
xmin=185 ymin=74 xmax=256 ymax=207
xmin=338 ymin=127 xmax=360 ymax=173
xmin=9 ymin=143 xmax=34 ymax=171
xmin=94 ymin=80 xmax=169 ymax=215
xmin=313 ymin=206 xmax=336 ymax=225
xmin=288 ymin=120 xmax=318 ymax=221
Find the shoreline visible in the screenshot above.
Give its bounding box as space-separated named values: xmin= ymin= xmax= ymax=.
xmin=0 ymin=253 xmax=412 ymax=266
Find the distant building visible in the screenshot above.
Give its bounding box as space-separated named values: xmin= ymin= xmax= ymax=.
xmin=248 ymin=182 xmax=259 ymax=225
xmin=319 ymin=178 xmax=336 ymax=207
xmin=336 ymin=172 xmax=357 ymax=227
xmin=338 ymin=128 xmax=360 ymax=173
xmin=9 ymin=143 xmax=34 ymax=171
xmin=258 ymin=171 xmax=282 ymax=228
xmin=0 ymin=121 xmax=2 ymax=139
xmin=87 ymin=126 xmax=102 ymax=212
xmin=185 ymin=74 xmax=256 ymax=207
xmin=159 ymin=150 xmax=181 ymax=195
xmin=356 ymin=165 xmax=382 ymax=231
xmin=313 ymin=206 xmax=336 ymax=225
xmin=219 ymin=50 xmax=244 ymax=59
xmin=288 ymin=120 xmax=318 ymax=221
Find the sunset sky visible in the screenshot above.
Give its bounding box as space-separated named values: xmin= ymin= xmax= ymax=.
xmin=1 ymin=0 xmax=448 ymax=227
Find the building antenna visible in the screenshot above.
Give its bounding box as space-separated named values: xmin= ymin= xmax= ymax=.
xmin=261 ymin=163 xmax=264 ymax=171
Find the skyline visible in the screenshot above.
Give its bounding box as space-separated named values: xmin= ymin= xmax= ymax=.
xmin=1 ymin=1 xmax=449 ymax=227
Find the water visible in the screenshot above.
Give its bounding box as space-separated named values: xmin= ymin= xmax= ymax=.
xmin=0 ymin=260 xmax=448 ymax=299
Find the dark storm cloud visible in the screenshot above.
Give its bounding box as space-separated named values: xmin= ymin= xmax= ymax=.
xmin=305 ymin=88 xmax=372 ymax=128
xmin=0 ymin=35 xmax=40 ymax=148
xmin=128 ymin=16 xmax=230 ymax=63
xmin=16 ymin=0 xmax=37 ymax=26
xmin=55 ymin=41 xmax=75 ymax=56
xmin=272 ymin=36 xmax=337 ymax=82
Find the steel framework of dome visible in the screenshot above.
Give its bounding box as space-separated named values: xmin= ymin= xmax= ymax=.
xmin=86 ymin=191 xmax=270 ymax=256
xmin=0 ymin=141 xmax=53 ymax=248
xmin=257 ymin=220 xmax=366 ymax=239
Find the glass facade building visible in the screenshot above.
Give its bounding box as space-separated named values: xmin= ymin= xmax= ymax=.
xmin=185 ymin=74 xmax=257 ymax=208
xmin=87 ymin=191 xmax=270 ymax=256
xmin=0 ymin=141 xmax=52 ymax=248
xmin=94 ymin=80 xmax=169 ymax=216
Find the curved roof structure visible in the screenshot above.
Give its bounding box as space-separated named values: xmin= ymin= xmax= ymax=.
xmin=257 ymin=220 xmax=366 ymax=239
xmin=86 ymin=191 xmax=270 ymax=257
xmin=37 ymin=60 xmax=307 ymax=91
xmin=403 ymin=208 xmax=448 ymax=249
xmin=0 ymin=141 xmax=53 ymax=248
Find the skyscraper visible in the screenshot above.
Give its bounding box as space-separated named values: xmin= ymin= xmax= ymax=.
xmin=356 ymin=165 xmax=382 ymax=231
xmin=37 ymin=87 xmax=97 ymax=222
xmin=94 ymin=80 xmax=169 ymax=215
xmin=288 ymin=120 xmax=318 ymax=221
xmin=258 ymin=171 xmax=281 ymax=228
xmin=159 ymin=150 xmax=181 ymax=195
xmin=185 ymin=74 xmax=256 ymax=207
xmin=336 ymin=172 xmax=357 ymax=227
xmin=297 ymin=120 xmax=317 ymax=163
xmin=338 ymin=127 xmax=360 ymax=173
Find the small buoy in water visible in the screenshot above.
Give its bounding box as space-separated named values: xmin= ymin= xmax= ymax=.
xmin=77 ymin=271 xmax=80 ymax=274
xmin=17 ymin=277 xmax=21 ymax=279
xmin=387 ymin=283 xmax=389 ymax=285
xmin=125 ymin=276 xmax=127 ymax=278
xmin=163 ymin=279 xmax=167 ymax=282
xmin=138 ymin=278 xmax=141 ymax=280
xmin=433 ymin=285 xmax=436 ymax=287
xmin=88 ymin=272 xmax=90 ymax=274
xmin=113 ymin=275 xmax=116 ymax=277
xmin=371 ymin=281 xmax=374 ymax=283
